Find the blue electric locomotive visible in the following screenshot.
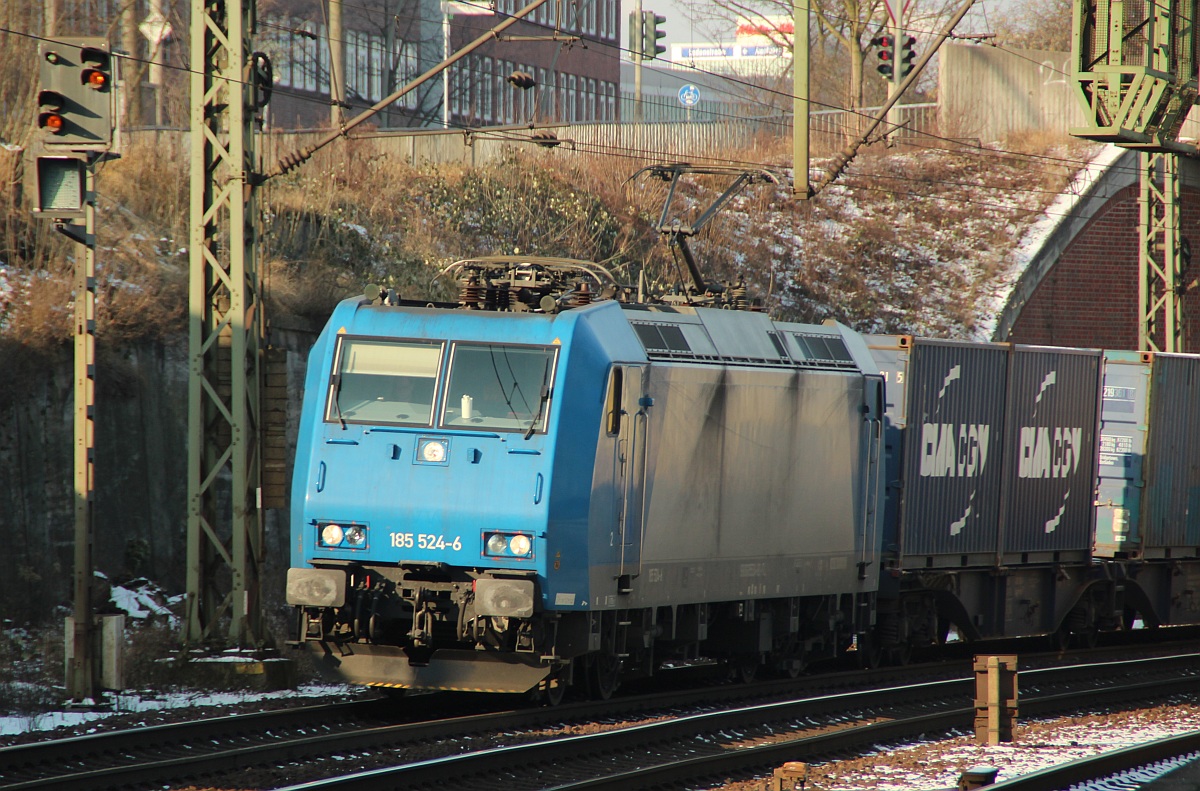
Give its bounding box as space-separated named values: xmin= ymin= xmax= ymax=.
xmin=287 ymin=258 xmax=887 ymax=697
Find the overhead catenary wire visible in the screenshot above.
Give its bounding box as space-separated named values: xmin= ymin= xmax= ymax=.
xmin=0 ymin=11 xmax=1136 ymax=209
xmin=0 ymin=13 xmax=1117 ymax=184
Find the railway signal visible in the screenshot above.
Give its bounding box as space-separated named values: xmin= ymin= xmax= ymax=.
xmin=642 ymin=11 xmax=666 ymax=60
xmin=36 ymin=37 xmax=115 ymax=150
xmin=898 ymin=35 xmax=916 ymax=77
xmin=628 ymin=11 xmax=645 ymax=59
xmin=872 ymin=34 xmax=896 ymax=78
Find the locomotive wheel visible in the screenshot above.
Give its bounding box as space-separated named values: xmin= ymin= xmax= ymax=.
xmin=730 ymin=655 xmax=759 ymax=684
xmin=855 ymin=634 xmax=883 ymax=669
xmin=532 ymin=671 xmax=568 ymax=706
xmin=889 ymin=640 xmax=913 ymax=667
xmin=589 ymin=651 xmax=621 ymax=700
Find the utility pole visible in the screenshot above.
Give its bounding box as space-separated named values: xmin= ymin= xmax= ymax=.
xmin=69 ymin=163 xmax=97 ymax=701
xmin=330 ymin=0 xmax=345 ymax=127
xmin=186 ymin=0 xmax=264 ymax=648
xmin=792 ymin=0 xmax=809 ymax=198
xmin=44 ymin=1 xmax=60 ymax=37
xmin=885 ymin=4 xmax=901 ymax=144
xmin=443 ymin=5 xmax=451 ymax=127
xmin=631 ymin=2 xmax=643 ymax=121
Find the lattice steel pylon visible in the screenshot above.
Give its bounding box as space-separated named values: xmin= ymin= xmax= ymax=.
xmin=1072 ymin=0 xmax=1200 ymax=352
xmin=1139 ymin=152 xmax=1184 ymax=353
xmin=185 ymin=0 xmax=264 ymax=646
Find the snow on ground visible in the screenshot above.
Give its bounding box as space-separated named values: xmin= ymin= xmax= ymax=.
xmin=975 ymin=143 xmax=1126 ymax=340
xmin=0 ymin=683 xmax=355 ymax=737
xmin=795 ymin=705 xmax=1200 ymax=791
xmin=0 ymin=576 xmax=358 ymax=738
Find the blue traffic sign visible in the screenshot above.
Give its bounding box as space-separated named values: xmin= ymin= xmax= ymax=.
xmin=678 ymin=84 xmax=700 ymax=107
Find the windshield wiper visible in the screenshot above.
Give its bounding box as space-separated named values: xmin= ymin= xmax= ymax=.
xmin=524 ymin=358 xmax=551 ymax=440
xmin=332 ymin=376 xmax=347 ymax=430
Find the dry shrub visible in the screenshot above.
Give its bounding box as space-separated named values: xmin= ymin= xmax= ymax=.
xmin=3 ymin=125 xmax=1089 ymax=350
xmin=100 ymin=137 xmax=190 ymax=243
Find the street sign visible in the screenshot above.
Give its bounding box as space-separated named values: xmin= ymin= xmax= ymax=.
xmin=678 ymin=84 xmax=700 ymax=107
xmin=139 ymin=11 xmax=172 ymax=45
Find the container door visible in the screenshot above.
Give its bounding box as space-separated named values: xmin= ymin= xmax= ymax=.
xmin=616 ymin=364 xmax=649 ymax=581
xmin=1094 ymin=352 xmax=1149 ymax=556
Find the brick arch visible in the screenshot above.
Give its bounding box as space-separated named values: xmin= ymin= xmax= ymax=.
xmin=995 ymin=150 xmax=1200 ymax=352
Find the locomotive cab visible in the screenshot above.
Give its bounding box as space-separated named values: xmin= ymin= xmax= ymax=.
xmin=287 ymin=259 xmax=887 ymax=697
xmin=287 ymin=309 xmax=583 ymax=693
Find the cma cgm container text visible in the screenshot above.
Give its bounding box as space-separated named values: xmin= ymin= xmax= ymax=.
xmin=869 ymin=337 xmax=1008 ymax=562
xmin=999 ymin=346 xmax=1101 ymax=558
xmin=869 ymin=338 xmax=1101 ymax=565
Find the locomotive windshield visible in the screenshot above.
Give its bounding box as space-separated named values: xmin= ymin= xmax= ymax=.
xmin=441 ymin=343 xmax=557 ymax=434
xmin=326 ymin=338 xmax=443 ymax=426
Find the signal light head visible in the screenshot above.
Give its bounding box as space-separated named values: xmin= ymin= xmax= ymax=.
xmin=82 ymin=68 xmax=108 ymax=90
xmin=37 ymin=89 xmax=64 ymax=110
xmin=39 ymin=112 xmax=65 ymax=134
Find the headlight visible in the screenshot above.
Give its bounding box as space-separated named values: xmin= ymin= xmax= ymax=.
xmin=508 ymin=534 xmax=532 ymax=557
xmin=483 ymin=532 xmax=533 ymax=559
xmin=419 ymin=438 xmax=448 ymax=464
xmin=317 ymin=522 xmax=367 ymax=549
xmin=486 ymin=533 xmax=509 ymax=555
xmin=320 ymin=524 xmax=344 ymax=546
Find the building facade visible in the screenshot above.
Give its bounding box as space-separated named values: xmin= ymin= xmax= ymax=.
xmin=263 ymin=0 xmax=622 ymax=130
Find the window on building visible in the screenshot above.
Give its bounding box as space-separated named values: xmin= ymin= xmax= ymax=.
xmin=483 ymin=58 xmax=494 ymax=122
xmin=370 ymin=37 xmax=383 ymax=101
xmin=303 ymin=22 xmax=319 ymax=92
xmin=318 ymin=23 xmax=329 ymax=92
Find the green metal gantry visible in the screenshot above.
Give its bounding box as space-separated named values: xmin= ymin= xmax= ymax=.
xmin=1071 ymin=0 xmax=1200 ymax=352
xmin=185 ymin=0 xmax=264 ymax=647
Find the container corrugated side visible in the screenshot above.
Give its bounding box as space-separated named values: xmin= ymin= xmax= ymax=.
xmin=1143 ymin=353 xmax=1200 ymax=552
xmin=898 ymin=339 xmax=1009 ymax=559
xmin=1094 ymin=351 xmax=1150 ymax=557
xmin=999 ymin=346 xmax=1101 ymax=557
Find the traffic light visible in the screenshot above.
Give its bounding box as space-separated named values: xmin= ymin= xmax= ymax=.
xmin=628 ymin=11 xmax=645 ymax=59
xmin=871 ymin=34 xmax=895 ymax=78
xmin=899 ymin=35 xmax=916 ymax=77
xmin=36 ymin=37 xmax=115 ymax=150
xmin=506 ymin=71 xmax=535 ymax=90
xmin=642 ymin=11 xmax=666 ymax=60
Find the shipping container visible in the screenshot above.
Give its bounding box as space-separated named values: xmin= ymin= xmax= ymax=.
xmin=868 ymin=337 xmax=1009 ymax=561
xmin=999 ymin=346 xmax=1101 ymax=558
xmin=1143 ymin=353 xmax=1200 ymax=554
xmin=1094 ymin=351 xmax=1150 ymax=557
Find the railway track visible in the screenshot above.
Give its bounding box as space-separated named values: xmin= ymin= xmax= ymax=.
xmin=267 ymin=652 xmax=1200 ymax=791
xmin=2 ymin=650 xmax=1197 ymax=790
xmin=984 ymin=730 xmax=1200 ymax=791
